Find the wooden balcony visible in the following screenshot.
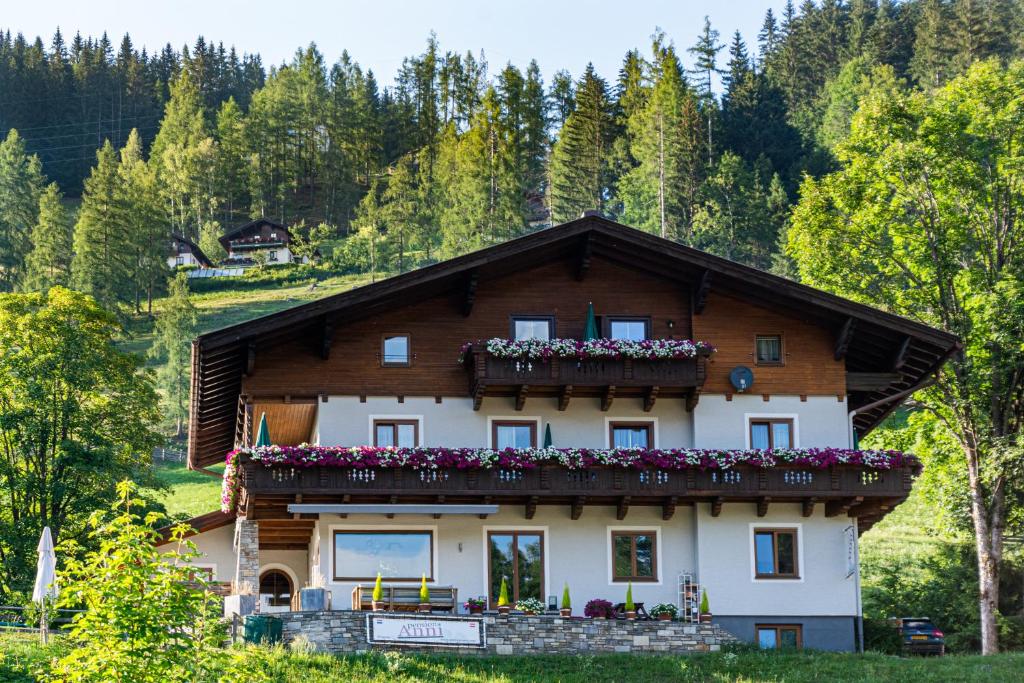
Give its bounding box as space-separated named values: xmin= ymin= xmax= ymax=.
xmin=463 ymin=345 xmax=710 ymax=411
xmin=237 ymin=459 xmax=915 ymax=533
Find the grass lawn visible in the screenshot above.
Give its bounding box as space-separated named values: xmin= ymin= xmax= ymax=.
xmin=2 ymin=632 xmax=1022 ymax=682
xmin=152 ymin=460 xmax=223 ymax=519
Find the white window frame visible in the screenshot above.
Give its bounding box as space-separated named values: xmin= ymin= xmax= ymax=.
xmin=481 ymin=524 xmax=550 ymax=605
xmin=327 ymin=523 xmax=439 ymax=586
xmin=743 ymin=413 xmax=800 ymax=449
xmin=486 ymin=416 xmax=542 ymax=449
xmin=367 ymin=414 xmax=424 ymax=447
xmin=749 ymin=522 xmax=805 ymax=584
xmin=606 ymin=525 xmax=663 ymax=585
xmin=188 ymin=562 xmax=217 ymax=582
xmin=604 ymin=417 xmax=659 ymax=449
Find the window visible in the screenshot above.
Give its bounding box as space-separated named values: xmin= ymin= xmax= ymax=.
xmin=259 ymin=570 xmax=293 ymax=607
xmin=492 ymin=421 xmax=537 ymax=449
xmin=609 ymin=422 xmax=653 ymax=449
xmin=611 ymin=531 xmax=657 ymax=582
xmin=268 ymin=250 xmax=279 ymax=262
xmin=175 ymin=256 xmax=184 ymax=266
xmin=511 ymin=316 xmax=553 ymax=341
xmin=333 ymin=530 xmax=433 ymax=581
xmin=381 ymin=334 xmax=411 ymax=366
xmin=749 ymin=418 xmax=793 ymax=450
xmin=488 ymin=531 xmax=544 ymax=607
xmin=756 ymin=624 xmax=802 ymax=649
xmin=755 ymin=334 xmax=784 ymax=365
xmin=374 ymin=420 xmax=419 ymax=447
xmin=754 ymin=528 xmax=799 ymax=579
xmin=607 ymin=317 xmax=650 ymax=341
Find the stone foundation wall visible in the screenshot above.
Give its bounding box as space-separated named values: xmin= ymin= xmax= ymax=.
xmin=279 ymin=610 xmax=736 ymax=656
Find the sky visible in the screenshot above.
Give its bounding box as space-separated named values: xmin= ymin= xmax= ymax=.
xmin=3 ymin=1 xmax=785 ymax=87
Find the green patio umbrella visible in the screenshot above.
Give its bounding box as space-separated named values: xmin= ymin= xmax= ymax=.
xmin=583 ymin=302 xmax=599 ymax=340
xmin=543 ymin=423 xmax=553 ymax=448
xmin=254 ymin=412 xmax=271 ymax=447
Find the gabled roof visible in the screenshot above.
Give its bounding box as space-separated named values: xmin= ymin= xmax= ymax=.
xmin=188 ymin=215 xmax=960 ymax=469
xmin=154 ymin=509 xmax=234 ymax=545
xmin=171 ymin=233 xmax=213 ymax=268
xmin=218 ymin=218 xmax=292 ymax=250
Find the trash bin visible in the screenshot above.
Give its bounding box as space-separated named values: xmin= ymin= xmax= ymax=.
xmin=243 ymin=614 xmax=283 ymax=645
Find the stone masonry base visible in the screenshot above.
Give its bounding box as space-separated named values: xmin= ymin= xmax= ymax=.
xmin=279 ymin=610 xmax=737 ymax=656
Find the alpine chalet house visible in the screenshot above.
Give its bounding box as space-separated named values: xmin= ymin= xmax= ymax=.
xmin=168 ymin=233 xmax=213 ymax=269
xmin=177 ymin=214 xmax=958 ymax=653
xmin=219 ymin=218 xmax=303 ymax=266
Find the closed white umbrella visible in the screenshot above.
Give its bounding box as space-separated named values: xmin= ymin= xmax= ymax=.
xmin=32 ymin=527 xmax=58 ymax=643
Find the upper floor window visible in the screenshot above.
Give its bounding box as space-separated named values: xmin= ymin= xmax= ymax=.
xmin=607 ymin=317 xmax=650 ymax=341
xmin=268 ymin=250 xmax=279 ymax=262
xmin=750 ymin=418 xmax=793 ymax=450
xmin=175 ymin=256 xmax=184 ymax=266
xmin=511 ymin=316 xmax=553 ymax=341
xmin=374 ymin=420 xmax=419 ymax=448
xmin=609 ymin=421 xmax=653 ymax=449
xmin=755 ymin=334 xmax=784 ymax=365
xmin=754 ymin=528 xmax=799 ymax=579
xmin=492 ymin=420 xmax=537 ymax=449
xmin=381 ymin=334 xmax=411 ymax=366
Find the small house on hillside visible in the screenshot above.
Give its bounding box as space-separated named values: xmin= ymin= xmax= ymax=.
xmin=168 ymin=233 xmax=213 ymax=269
xmin=219 ymin=218 xmax=304 ymax=266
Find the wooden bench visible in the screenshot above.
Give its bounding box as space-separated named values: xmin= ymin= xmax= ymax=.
xmin=612 ymin=601 xmax=652 ymax=620
xmin=351 ymin=584 xmax=458 ymax=612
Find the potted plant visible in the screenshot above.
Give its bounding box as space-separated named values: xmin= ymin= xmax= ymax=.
xmin=584 ymin=598 xmax=614 ymax=619
xmin=299 ymin=570 xmax=330 ymax=611
xmin=650 ymin=603 xmax=678 ymax=622
xmin=371 ymin=573 xmax=385 ymax=611
xmin=497 ymin=577 xmax=511 ymax=615
xmin=516 ymin=597 xmax=544 ymax=615
xmin=559 ymin=583 xmax=571 ymax=617
xmin=418 ymin=574 xmax=431 ymax=613
xmin=464 ymin=597 xmax=486 ymax=615
xmin=624 ymin=583 xmax=636 ymax=620
xmin=699 ymin=588 xmax=712 ymax=623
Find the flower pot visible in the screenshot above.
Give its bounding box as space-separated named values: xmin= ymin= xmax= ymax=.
xmin=469 ymin=607 xmax=484 ymax=615
xmin=559 ymin=608 xmax=571 ymax=617
xmin=625 ymin=610 xmax=637 ymax=620
xmin=497 ymin=605 xmax=510 ymax=615
xmin=418 ymin=603 xmax=431 ymax=613
xmin=699 ymin=613 xmax=712 ymax=624
xmin=523 ymin=610 xmax=536 ymax=616
xmin=658 ymin=612 xmax=672 ymax=621
xmin=371 ymin=601 xmax=386 ymax=612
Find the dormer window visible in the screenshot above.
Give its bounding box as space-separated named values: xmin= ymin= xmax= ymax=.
xmin=511 ymin=316 xmax=553 ymax=341
xmin=382 ymin=334 xmax=411 ymax=366
xmin=755 ymin=334 xmax=784 ymax=366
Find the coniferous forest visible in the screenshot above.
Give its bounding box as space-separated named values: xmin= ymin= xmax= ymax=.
xmin=2 ymin=0 xmax=1023 ymax=311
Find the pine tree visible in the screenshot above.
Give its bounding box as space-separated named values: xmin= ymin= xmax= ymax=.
xmin=214 ymin=97 xmax=249 ymax=222
xmin=118 ymin=129 xmax=169 ymax=313
xmin=687 ymin=17 xmax=724 ymax=165
xmin=549 ymin=65 xmax=615 ymax=222
xmin=0 ymin=130 xmax=45 ymax=291
xmin=150 ymin=272 xmax=198 ymax=436
xmin=24 ymin=182 xmax=72 ymax=291
xmin=758 ymin=9 xmax=780 ymax=63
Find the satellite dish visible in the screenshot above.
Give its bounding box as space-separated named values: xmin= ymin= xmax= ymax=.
xmin=729 ymin=366 xmax=754 ymax=392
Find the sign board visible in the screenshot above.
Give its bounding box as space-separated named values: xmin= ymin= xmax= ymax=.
xmin=844 ymin=525 xmax=858 ymax=578
xmin=366 ymin=614 xmax=486 ymax=648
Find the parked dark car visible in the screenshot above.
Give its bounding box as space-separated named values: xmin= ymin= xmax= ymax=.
xmin=898 ymin=617 xmax=945 ymax=655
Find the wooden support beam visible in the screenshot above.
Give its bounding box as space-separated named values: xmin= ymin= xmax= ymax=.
xmin=292 ymin=494 xmax=303 ymax=519
xmin=757 ymin=497 xmax=771 ymax=517
xmin=802 ymin=497 xmax=817 ymax=518
xmin=693 ymin=270 xmax=712 ymax=314
xmin=386 ymin=495 xmax=398 ymax=519
xmin=472 ymin=382 xmax=485 ymax=411
xmin=571 ymin=496 xmax=585 ymax=520
xmin=515 ymin=384 xmax=529 ymax=411
xmin=601 ymin=385 xmax=616 ymax=412
xmin=576 ymin=234 xmax=593 ymax=281
xmin=434 ymin=495 xmax=445 ymax=519
xmin=834 ymin=317 xmax=857 ymax=361
xmin=462 ymin=271 xmax=479 ymax=317
xmin=616 ymin=496 xmax=631 ymax=521
xmin=662 ymin=496 xmax=678 ymax=521
xmin=558 ymin=385 xmax=573 ymax=412
xmin=892 ymin=335 xmax=912 ymax=372
xmin=320 ymin=318 xmax=333 ymax=360
xmin=244 ymin=342 xmax=256 ymax=376
xmin=643 ymin=386 xmax=659 ymax=413
xmin=710 ymin=496 xmax=724 ymax=517
xmin=480 ymin=496 xmax=492 ymax=519
xmin=525 ymin=496 xmax=538 ymax=520
xmin=846 ymin=372 xmax=901 ymax=392
xmin=685 ymin=390 xmax=701 ymax=413
xmin=825 ymin=496 xmax=863 ymax=518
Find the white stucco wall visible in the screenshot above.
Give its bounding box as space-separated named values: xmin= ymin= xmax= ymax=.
xmin=175 ymin=524 xmax=236 ymax=582
xmin=312 ymin=505 xmax=695 ymax=612
xmin=315 ymin=395 xmax=694 ymax=449
xmin=695 ymin=502 xmax=858 ymax=617
xmin=693 ymin=394 xmax=850 ymax=449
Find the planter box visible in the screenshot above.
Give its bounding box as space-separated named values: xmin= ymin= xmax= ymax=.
xmin=299 ymin=587 xmax=330 ymax=611
xmin=224 ymin=594 xmax=257 ymax=618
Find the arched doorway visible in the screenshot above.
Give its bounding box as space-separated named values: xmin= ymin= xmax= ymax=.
xmin=259 ymin=569 xmax=293 ymax=612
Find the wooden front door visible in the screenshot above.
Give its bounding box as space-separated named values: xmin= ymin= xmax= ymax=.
xmin=487 ymin=531 xmax=544 ymax=608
